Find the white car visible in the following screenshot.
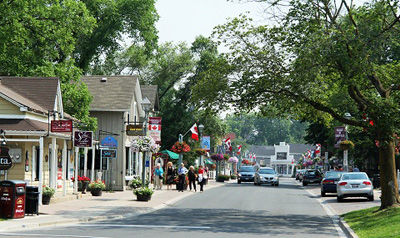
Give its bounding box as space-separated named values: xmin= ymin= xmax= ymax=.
xmin=254 ymin=167 xmax=279 ymax=186
xmin=336 ymin=172 xmax=374 ymax=202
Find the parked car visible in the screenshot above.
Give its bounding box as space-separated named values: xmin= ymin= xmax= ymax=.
xmin=237 ymin=166 xmax=256 ymax=184
xmin=321 ymin=171 xmax=344 ymax=196
xmin=337 ymin=172 xmax=374 ymax=202
xmin=254 ymin=167 xmax=279 ymax=186
xmin=296 ymin=169 xmax=305 ymax=181
xmin=302 ymin=169 xmax=323 ymax=186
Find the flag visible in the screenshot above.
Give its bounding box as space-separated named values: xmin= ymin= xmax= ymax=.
xmin=307 ymin=150 xmax=311 ymax=159
xmin=225 ymin=137 xmax=232 ymax=151
xmin=315 ymin=144 xmax=321 ymax=156
xmin=237 ymin=145 xmax=242 ymax=155
xmin=190 ymin=124 xmax=199 ymax=141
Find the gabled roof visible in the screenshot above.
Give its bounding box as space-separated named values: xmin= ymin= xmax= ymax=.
xmin=249 ymin=145 xmax=275 ymax=156
xmin=0 ymin=77 xmax=58 ymax=112
xmin=0 ymin=119 xmax=48 ymax=131
xmin=141 ymin=85 xmax=159 ymax=111
xmin=82 ymin=76 xmax=138 ymax=111
xmin=289 ymin=144 xmax=315 ymax=154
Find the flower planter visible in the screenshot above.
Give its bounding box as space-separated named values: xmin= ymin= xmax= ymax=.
xmin=81 ymin=181 xmax=89 ymax=194
xmin=90 ymin=188 xmax=103 ymax=196
xmin=42 ymin=195 xmax=51 ymax=205
xmin=136 ymin=194 xmax=152 ymax=201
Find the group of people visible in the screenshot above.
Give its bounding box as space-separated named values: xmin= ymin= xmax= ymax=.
xmin=153 ymin=162 xmax=208 ymax=192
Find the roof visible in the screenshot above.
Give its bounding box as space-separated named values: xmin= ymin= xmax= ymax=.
xmin=249 ymin=145 xmax=275 ymax=156
xmin=0 ymin=119 xmax=48 ymax=131
xmin=141 ymin=85 xmax=159 ymax=111
xmin=82 ymin=76 xmax=137 ymax=111
xmin=0 ymin=77 xmax=58 ymax=112
xmin=289 ymin=144 xmax=315 ymax=154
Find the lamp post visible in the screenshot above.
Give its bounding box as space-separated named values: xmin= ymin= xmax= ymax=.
xmin=141 ymin=97 xmax=151 ymax=187
xmin=343 ymin=112 xmax=351 ymax=172
xmin=198 ymin=124 xmax=204 ymax=166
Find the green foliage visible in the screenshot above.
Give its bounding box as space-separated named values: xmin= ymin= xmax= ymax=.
xmin=133 ymin=187 xmax=154 ymax=196
xmin=217 ymin=175 xmax=230 ymax=182
xmin=88 ymin=180 xmax=106 ymax=190
xmin=128 ymin=179 xmax=142 ymax=190
xmin=42 ymin=185 xmax=55 ymax=197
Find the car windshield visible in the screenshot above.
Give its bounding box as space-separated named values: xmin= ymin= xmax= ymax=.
xmin=341 ymin=173 xmax=368 ymax=180
xmin=259 ymin=169 xmax=275 ymax=174
xmin=325 ymin=172 xmax=343 ymax=179
xmin=306 ymin=171 xmax=317 ymax=175
xmin=240 ymin=167 xmax=254 ymax=172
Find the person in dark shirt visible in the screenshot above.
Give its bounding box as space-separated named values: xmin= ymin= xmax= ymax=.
xmin=188 ymin=166 xmax=197 ymax=192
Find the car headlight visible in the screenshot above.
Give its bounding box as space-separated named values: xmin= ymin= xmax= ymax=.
xmin=274 ymin=177 xmax=278 ymax=180
xmin=238 ymin=173 xmax=241 ymax=177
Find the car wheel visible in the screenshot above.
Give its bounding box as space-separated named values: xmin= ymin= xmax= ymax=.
xmin=368 ymin=195 xmax=374 ymax=201
xmin=238 ymin=180 xmax=241 ymax=184
xmin=337 ymin=196 xmax=343 ymax=202
xmin=254 ymin=182 xmax=257 ymax=186
xmin=275 ymin=183 xmax=279 ymax=187
xmin=302 ymin=182 xmax=307 ymax=186
xmin=321 ymin=191 xmax=326 ymax=197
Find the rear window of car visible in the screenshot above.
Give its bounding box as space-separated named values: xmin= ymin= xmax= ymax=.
xmin=341 ymin=173 xmax=368 ymax=180
xmin=325 ymin=172 xmax=342 ymax=179
xmin=259 ymin=169 xmax=275 ymax=174
xmin=306 ymin=171 xmax=317 ymax=175
xmin=240 ymin=167 xmax=255 ymax=172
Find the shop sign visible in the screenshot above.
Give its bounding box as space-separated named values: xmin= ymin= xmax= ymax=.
xmin=100 ymin=136 xmax=118 ymax=148
xmin=126 ymin=124 xmax=144 ymax=136
xmin=101 ymin=149 xmax=117 ymax=159
xmin=149 ymin=117 xmax=162 ymax=125
xmin=0 ymin=146 xmax=12 ymax=170
xmin=51 ymin=120 xmax=73 ymax=132
xmin=74 ymin=131 xmax=93 ymax=147
xmin=334 ymin=126 xmax=346 ymax=148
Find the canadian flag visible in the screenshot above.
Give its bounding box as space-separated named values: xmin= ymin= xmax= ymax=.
xmin=225 ymin=137 xmax=232 ymax=151
xmin=190 ymin=123 xmax=199 ymax=141
xmin=315 ymin=144 xmax=321 ymax=156
xmin=307 ymin=150 xmax=311 ymax=159
xmin=237 ymin=145 xmax=242 ymax=155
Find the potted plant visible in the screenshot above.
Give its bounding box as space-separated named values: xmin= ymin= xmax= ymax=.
xmin=129 ymin=179 xmax=142 ymax=190
xmin=339 ymin=140 xmax=355 ymax=150
xmin=71 ymin=176 xmax=91 ymax=193
xmin=171 ymin=141 xmax=191 ymax=154
xmin=195 ymin=148 xmax=207 ymax=156
xmin=134 ymin=187 xmax=154 ymax=201
xmin=89 ymin=180 xmax=106 ymax=196
xmin=42 ymin=185 xmax=55 ymax=205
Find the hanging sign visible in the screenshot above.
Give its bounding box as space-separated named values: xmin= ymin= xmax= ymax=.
xmin=334 ymin=126 xmax=346 ymax=148
xmin=126 ymin=124 xmax=144 ymax=136
xmin=101 ymin=149 xmax=117 ymax=159
xmin=51 ymin=120 xmax=73 ymax=132
xmin=201 ymin=136 xmax=211 ymax=151
xmin=0 ymin=146 xmax=12 ymax=170
xmin=74 ymin=131 xmax=93 ymax=147
xmin=100 ymin=136 xmax=118 ymax=148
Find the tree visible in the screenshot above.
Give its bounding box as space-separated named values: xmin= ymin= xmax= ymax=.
xmin=194 ymin=1 xmax=400 ymax=209
xmin=75 ymin=0 xmax=158 ymax=73
xmin=0 ymin=0 xmax=97 ymax=130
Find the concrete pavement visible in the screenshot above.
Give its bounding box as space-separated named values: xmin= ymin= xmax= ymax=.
xmin=0 ymin=181 xmax=224 ymax=232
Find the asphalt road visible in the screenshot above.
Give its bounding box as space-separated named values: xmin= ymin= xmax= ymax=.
xmin=1 ymin=178 xmax=341 ymax=238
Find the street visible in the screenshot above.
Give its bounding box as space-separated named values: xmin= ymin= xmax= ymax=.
xmin=1 ymin=178 xmax=342 ymax=238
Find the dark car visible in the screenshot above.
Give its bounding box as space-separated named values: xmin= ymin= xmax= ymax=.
xmin=238 ymin=166 xmax=256 ymax=184
xmin=321 ymin=171 xmax=344 ymax=196
xmin=296 ymin=169 xmax=305 ymax=181
xmin=302 ymin=169 xmax=322 ymax=186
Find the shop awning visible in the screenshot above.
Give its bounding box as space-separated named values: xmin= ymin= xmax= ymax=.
xmin=160 ymin=150 xmax=179 ymax=159
xmin=205 ymin=159 xmax=215 ymax=165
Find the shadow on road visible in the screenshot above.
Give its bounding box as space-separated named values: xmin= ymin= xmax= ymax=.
xmin=98 ymin=208 xmax=335 ymax=236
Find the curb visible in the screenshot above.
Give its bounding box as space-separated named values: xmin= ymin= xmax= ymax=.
xmin=0 ymin=182 xmax=225 ymax=233
xmin=338 ymin=217 xmax=359 ymax=238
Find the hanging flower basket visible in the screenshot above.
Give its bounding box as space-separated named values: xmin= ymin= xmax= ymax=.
xmin=339 ymin=140 xmax=355 ymax=150
xmin=130 ymin=136 xmax=160 ymax=153
xmin=242 ymin=159 xmax=250 ymax=165
xmin=171 ymin=141 xmax=191 ymax=153
xmin=228 ymin=157 xmax=239 ymax=163
xmin=223 ymin=154 xmax=230 ymax=161
xmin=211 ymin=153 xmax=224 ymax=161
xmin=195 ymin=148 xmax=207 ymax=156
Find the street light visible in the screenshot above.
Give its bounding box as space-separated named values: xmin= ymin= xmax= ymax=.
xmin=343 ymin=112 xmax=352 ymax=172
xmin=198 ymin=124 xmax=204 ymax=166
xmin=141 ymin=97 xmax=152 ymax=187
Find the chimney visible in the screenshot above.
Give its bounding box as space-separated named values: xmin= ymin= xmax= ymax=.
xmin=101 ymin=77 xmax=107 ymax=82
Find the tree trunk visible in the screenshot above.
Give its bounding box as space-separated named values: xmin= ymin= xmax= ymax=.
xmin=379 ymin=139 xmax=400 ymax=209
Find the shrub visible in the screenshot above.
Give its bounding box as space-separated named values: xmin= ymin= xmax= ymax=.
xmin=217 ymin=175 xmax=230 ymax=182
xmin=230 ymin=175 xmax=237 ymax=179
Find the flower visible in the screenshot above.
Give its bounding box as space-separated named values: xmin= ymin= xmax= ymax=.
xmin=88 ymin=180 xmax=106 ymax=190
xmin=211 ymin=153 xmax=224 ymax=161
xmin=71 ymin=176 xmax=90 ymax=182
xmin=195 ymin=148 xmax=207 ymax=156
xmin=241 ymin=159 xmax=250 ymax=165
xmin=133 ymin=187 xmax=154 ymax=196
xmin=130 ymin=136 xmax=160 ymax=153
xmin=42 ymin=185 xmax=55 ymax=197
xmin=228 ymin=157 xmax=239 ymax=163
xmin=171 ymin=141 xmax=191 ymax=153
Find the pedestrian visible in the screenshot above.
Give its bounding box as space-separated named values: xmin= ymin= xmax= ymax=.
xmin=188 ymin=166 xmax=197 ymax=192
xmin=203 ymin=166 xmax=209 ymax=185
xmin=177 ymin=163 xmax=187 ymax=192
xmin=165 ymin=161 xmax=175 ymax=190
xmin=353 ymin=167 xmax=360 ymax=172
xmin=154 ymin=163 xmax=163 ymax=190
xmin=198 ymin=165 xmax=206 ymax=192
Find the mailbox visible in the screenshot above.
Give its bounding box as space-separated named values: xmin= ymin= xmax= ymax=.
xmin=0 ymin=180 xmax=26 ymax=219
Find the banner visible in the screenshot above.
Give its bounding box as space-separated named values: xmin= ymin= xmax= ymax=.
xmin=334 ymin=126 xmax=346 ymax=148
xmin=201 ymin=136 xmax=211 ymax=151
xmin=149 ymin=117 xmax=161 ymax=144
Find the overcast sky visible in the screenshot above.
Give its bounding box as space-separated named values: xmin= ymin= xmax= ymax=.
xmin=155 ymin=0 xmax=267 ymax=45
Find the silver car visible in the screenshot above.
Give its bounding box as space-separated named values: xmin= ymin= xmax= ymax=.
xmin=336 ymin=172 xmax=374 ymax=202
xmin=254 ymin=167 xmax=279 ymax=186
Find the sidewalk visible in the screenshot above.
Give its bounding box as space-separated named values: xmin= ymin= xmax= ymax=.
xmin=0 ymin=181 xmax=224 ymax=232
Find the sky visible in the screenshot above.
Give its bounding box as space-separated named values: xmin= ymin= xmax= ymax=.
xmin=155 ymin=0 xmax=267 ymax=45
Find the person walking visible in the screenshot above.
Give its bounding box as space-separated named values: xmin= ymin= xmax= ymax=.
xmin=154 ymin=163 xmax=164 ymax=190
xmin=177 ymin=163 xmax=188 ymax=192
xmin=188 ymin=166 xmax=197 ymax=192
xmin=165 ymin=162 xmax=175 ymax=190
xmin=198 ymin=165 xmax=206 ymax=192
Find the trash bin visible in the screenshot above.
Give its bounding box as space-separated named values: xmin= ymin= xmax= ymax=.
xmin=0 ymin=180 xmax=26 ymax=219
xmin=25 ymin=186 xmax=39 ymax=215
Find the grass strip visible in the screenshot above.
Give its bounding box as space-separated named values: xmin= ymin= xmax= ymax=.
xmin=342 ymin=206 xmax=400 ymax=238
